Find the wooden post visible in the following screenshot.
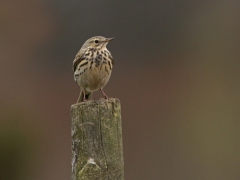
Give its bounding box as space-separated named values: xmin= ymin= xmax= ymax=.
xmin=71 ymin=98 xmax=124 ymax=180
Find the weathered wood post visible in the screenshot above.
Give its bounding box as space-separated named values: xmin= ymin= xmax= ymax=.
xmin=71 ymin=98 xmax=124 ymax=180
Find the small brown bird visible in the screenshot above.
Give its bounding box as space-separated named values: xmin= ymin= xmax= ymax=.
xmin=73 ymin=36 xmax=114 ymax=103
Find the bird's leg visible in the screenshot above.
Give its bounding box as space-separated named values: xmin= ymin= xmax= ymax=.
xmin=82 ymin=89 xmax=86 ymax=101
xmin=100 ymin=89 xmax=108 ymax=99
xmin=77 ymin=89 xmax=86 ymax=103
xmin=77 ymin=89 xmax=82 ymax=103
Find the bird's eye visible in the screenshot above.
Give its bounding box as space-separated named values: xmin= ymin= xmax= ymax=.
xmin=94 ymin=40 xmax=99 ymax=43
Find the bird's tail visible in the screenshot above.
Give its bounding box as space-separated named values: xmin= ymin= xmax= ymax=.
xmin=77 ymin=90 xmax=93 ymax=103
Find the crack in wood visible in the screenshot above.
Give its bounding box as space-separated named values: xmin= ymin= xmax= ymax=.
xmin=99 ymin=103 xmax=109 ymax=179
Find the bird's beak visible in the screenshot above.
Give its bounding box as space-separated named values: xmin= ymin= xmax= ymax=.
xmin=105 ymin=37 xmax=114 ymax=42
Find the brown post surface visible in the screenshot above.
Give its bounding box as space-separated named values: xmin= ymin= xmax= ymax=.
xmin=71 ymin=98 xmax=124 ymax=180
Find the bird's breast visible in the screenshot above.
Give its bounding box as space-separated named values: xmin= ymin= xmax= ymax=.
xmin=75 ymin=48 xmax=113 ymax=92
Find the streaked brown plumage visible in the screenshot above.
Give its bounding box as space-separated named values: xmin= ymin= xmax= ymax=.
xmin=73 ymin=36 xmax=114 ymax=103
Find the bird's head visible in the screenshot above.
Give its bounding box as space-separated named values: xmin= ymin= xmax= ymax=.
xmin=83 ymin=36 xmax=114 ymax=49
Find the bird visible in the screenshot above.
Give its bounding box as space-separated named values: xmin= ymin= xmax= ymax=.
xmin=73 ymin=36 xmax=114 ymax=103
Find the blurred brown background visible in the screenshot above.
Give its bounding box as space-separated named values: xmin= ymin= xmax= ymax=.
xmin=1 ymin=0 xmax=240 ymax=180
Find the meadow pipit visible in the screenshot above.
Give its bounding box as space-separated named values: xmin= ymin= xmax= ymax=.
xmin=73 ymin=36 xmax=114 ymax=103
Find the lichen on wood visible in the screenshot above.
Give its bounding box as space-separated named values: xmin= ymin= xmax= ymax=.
xmin=71 ymin=98 xmax=124 ymax=180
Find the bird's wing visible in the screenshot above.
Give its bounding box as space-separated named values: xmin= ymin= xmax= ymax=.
xmin=73 ymin=49 xmax=85 ymax=72
xmin=73 ymin=49 xmax=90 ymax=82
